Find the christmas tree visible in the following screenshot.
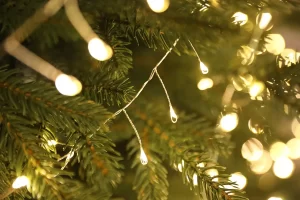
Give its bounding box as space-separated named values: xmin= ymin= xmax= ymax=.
xmin=1 ymin=0 xmax=300 ymax=199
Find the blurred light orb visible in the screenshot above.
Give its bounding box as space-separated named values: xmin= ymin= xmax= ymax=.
xmin=219 ymin=112 xmax=239 ymax=132
xmin=257 ymin=12 xmax=272 ymax=30
xmin=268 ymin=197 xmax=283 ymax=200
xmin=229 ymin=172 xmax=247 ymax=189
xmin=232 ymin=12 xmax=248 ymax=26
xmin=88 ymin=38 xmax=113 ymax=61
xmin=47 ymin=140 xmax=57 ymax=146
xmin=250 ymin=150 xmax=273 ymax=174
xmin=291 ymin=118 xmax=300 ymax=138
xmin=270 ymin=142 xmax=289 ymax=161
xmin=206 ymin=169 xmax=218 ymax=182
xmin=12 ymin=176 xmax=29 ymax=189
xmin=237 ymin=46 xmax=255 ymax=65
xmin=248 ymin=119 xmax=263 ymax=134
xmin=273 ymin=157 xmax=294 ymax=179
xmin=197 ymin=78 xmax=214 ymax=90
xmin=55 ymin=74 xmax=82 ymax=96
xmin=287 ymin=138 xmax=300 ymax=160
xmin=265 ymin=34 xmax=285 ymax=55
xmin=241 ymin=138 xmax=263 ymax=161
xmin=249 ymin=81 xmax=265 ymax=97
xmin=147 ymin=0 xmax=170 ymax=13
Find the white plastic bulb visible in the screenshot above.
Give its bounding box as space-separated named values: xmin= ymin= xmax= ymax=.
xmin=55 ymin=74 xmax=82 ymax=96
xmin=170 ymin=106 xmax=178 ymax=123
xmin=147 ymin=0 xmax=170 ymax=13
xmin=258 ymin=12 xmax=272 ymax=29
xmin=200 ymin=61 xmax=209 ymax=74
xmin=88 ymin=38 xmax=113 ymax=61
xmin=232 ymin=12 xmax=248 ymax=26
xmin=197 ymin=78 xmax=214 ymax=90
xmin=12 ymin=176 xmax=29 ymax=189
xmin=140 ymin=148 xmax=148 ymax=165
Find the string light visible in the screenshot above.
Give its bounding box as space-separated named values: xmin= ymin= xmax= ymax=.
xmin=232 ymin=12 xmax=248 ymax=26
xmin=197 ymin=78 xmax=214 ymax=90
xmin=287 ymin=138 xmax=300 ymax=160
xmin=270 ymin=142 xmax=290 ymax=161
xmin=219 ymin=112 xmax=239 ymax=132
xmin=229 ymin=172 xmax=247 ymax=189
xmin=147 ymin=0 xmax=170 ymax=13
xmin=273 ymin=157 xmax=294 ymax=179
xmin=241 ymin=138 xmax=263 ymax=161
xmin=12 ymin=176 xmax=29 ymax=189
xmin=249 ymin=81 xmax=265 ymax=97
xmin=291 ymin=118 xmax=300 ymax=138
xmin=55 ymin=74 xmax=82 ymax=96
xmin=257 ymin=12 xmax=272 ymax=30
xmin=88 ymin=38 xmax=113 ymax=61
xmin=264 ymin=34 xmax=286 ymax=55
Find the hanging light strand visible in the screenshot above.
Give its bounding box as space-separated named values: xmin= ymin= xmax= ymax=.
xmin=187 ymin=39 xmax=208 ymax=74
xmin=104 ymin=38 xmax=180 ymax=124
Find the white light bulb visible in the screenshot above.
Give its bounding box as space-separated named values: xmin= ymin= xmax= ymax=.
xmin=232 ymin=12 xmax=248 ymax=26
xmin=47 ymin=140 xmax=57 ymax=146
xmin=88 ymin=38 xmax=113 ymax=61
xmin=140 ymin=148 xmax=148 ymax=165
xmin=193 ymin=173 xmax=198 ymax=186
xmin=250 ymin=150 xmax=272 ymax=175
xmin=219 ymin=113 xmax=239 ymax=132
xmin=258 ymin=12 xmax=272 ymax=29
xmin=12 ymin=176 xmax=29 ymax=189
xmin=200 ymin=61 xmax=209 ymax=74
xmin=229 ymin=172 xmax=247 ymax=189
xmin=147 ymin=0 xmax=170 ymax=13
xmin=270 ymin=142 xmax=289 ymax=161
xmin=170 ymin=106 xmax=178 ymax=123
xmin=249 ymin=81 xmax=265 ymax=97
xmin=273 ymin=157 xmax=294 ymax=179
xmin=197 ymin=78 xmax=214 ymax=90
xmin=241 ymin=138 xmax=264 ymax=162
xmin=287 ymin=138 xmax=300 ymax=160
xmin=55 ymin=74 xmax=82 ymax=96
xmin=265 ymin=34 xmax=286 ymax=55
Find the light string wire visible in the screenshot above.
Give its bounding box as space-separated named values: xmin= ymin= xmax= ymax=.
xmin=187 ymin=39 xmax=202 ymax=63
xmin=104 ymin=38 xmax=180 ymax=124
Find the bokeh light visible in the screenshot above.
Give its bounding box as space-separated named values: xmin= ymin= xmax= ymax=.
xmin=270 ymin=142 xmax=289 ymax=161
xmin=287 ymin=138 xmax=300 ymax=160
xmin=12 ymin=176 xmax=29 ymax=189
xmin=268 ymin=197 xmax=283 ymax=200
xmin=197 ymin=78 xmax=214 ymax=90
xmin=241 ymin=138 xmax=264 ymax=161
xmin=147 ymin=0 xmax=170 ymax=13
xmin=55 ymin=74 xmax=82 ymax=96
xmin=264 ymin=34 xmax=286 ymax=55
xmin=219 ymin=112 xmax=239 ymax=132
xmin=232 ymin=12 xmax=248 ymax=26
xmin=88 ymin=38 xmax=113 ymax=61
xmin=206 ymin=169 xmax=218 ymax=182
xmin=273 ymin=157 xmax=294 ymax=179
xmin=248 ymin=119 xmax=263 ymax=134
xmin=249 ymin=81 xmax=265 ymax=97
xmin=250 ymin=150 xmax=273 ymax=175
xmin=229 ymin=172 xmax=247 ymax=189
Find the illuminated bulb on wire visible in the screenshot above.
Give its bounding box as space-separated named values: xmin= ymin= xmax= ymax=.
xmin=170 ymin=106 xmax=178 ymax=123
xmin=147 ymin=0 xmax=170 ymax=13
xmin=197 ymin=78 xmax=214 ymax=90
xmin=55 ymin=74 xmax=82 ymax=96
xmin=200 ymin=61 xmax=209 ymax=74
xmin=232 ymin=12 xmax=248 ymax=26
xmin=88 ymin=38 xmax=113 ymax=61
xmin=47 ymin=140 xmax=57 ymax=146
xmin=219 ymin=113 xmax=239 ymax=132
xmin=206 ymin=169 xmax=218 ymax=182
xmin=257 ymin=12 xmax=272 ymax=29
xmin=273 ymin=157 xmax=294 ymax=179
xmin=193 ymin=173 xmax=198 ymax=186
xmin=12 ymin=176 xmax=29 ymax=189
xmin=140 ymin=148 xmax=148 ymax=165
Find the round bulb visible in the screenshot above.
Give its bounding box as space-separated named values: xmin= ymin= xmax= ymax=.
xmin=264 ymin=34 xmax=285 ymax=55
xmin=12 ymin=176 xmax=29 ymax=189
xmin=170 ymin=106 xmax=178 ymax=123
xmin=147 ymin=0 xmax=170 ymax=13
xmin=241 ymin=138 xmax=263 ymax=162
xmin=197 ymin=78 xmax=214 ymax=90
xmin=257 ymin=12 xmax=272 ymax=29
xmin=88 ymin=38 xmax=113 ymax=61
xmin=55 ymin=74 xmax=82 ymax=96
xmin=287 ymin=138 xmax=300 ymax=160
xmin=232 ymin=12 xmax=248 ymax=26
xmin=140 ymin=148 xmax=148 ymax=165
xmin=270 ymin=142 xmax=289 ymax=161
xmin=273 ymin=157 xmax=294 ymax=179
xmin=250 ymin=150 xmax=273 ymax=175
xmin=219 ymin=113 xmax=239 ymax=132
xmin=229 ymin=172 xmax=247 ymax=189
xmin=248 ymin=119 xmax=263 ymax=134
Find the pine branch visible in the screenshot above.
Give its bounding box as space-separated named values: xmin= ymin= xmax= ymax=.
xmin=0 ymin=65 xmax=111 ymax=133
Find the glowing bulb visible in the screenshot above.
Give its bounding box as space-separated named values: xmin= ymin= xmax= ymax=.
xmin=229 ymin=172 xmax=247 ymax=189
xmin=248 ymin=119 xmax=263 ymax=134
xmin=219 ymin=113 xmax=239 ymax=132
xmin=178 ymin=163 xmax=183 ymax=172
xmin=88 ymin=38 xmax=113 ymax=61
xmin=147 ymin=0 xmax=170 ymax=13
xmin=250 ymin=150 xmax=273 ymax=175
xmin=232 ymin=12 xmax=248 ymax=26
xmin=258 ymin=12 xmax=272 ymax=29
xmin=140 ymin=148 xmax=148 ymax=165
xmin=206 ymin=169 xmax=218 ymax=182
xmin=55 ymin=74 xmax=82 ymax=96
xmin=170 ymin=106 xmax=178 ymax=123
xmin=12 ymin=176 xmax=29 ymax=189
xmin=200 ymin=61 xmax=209 ymax=74
xmin=241 ymin=138 xmax=263 ymax=161
xmin=197 ymin=78 xmax=214 ymax=90
xmin=268 ymin=197 xmax=283 ymax=200
xmin=249 ymin=81 xmax=265 ymax=97
xmin=273 ymin=157 xmax=294 ymax=179
xmin=265 ymin=34 xmax=286 ymax=55
xmin=287 ymin=138 xmax=300 ymax=160
xmin=270 ymin=142 xmax=289 ymax=161
xmin=47 ymin=140 xmax=57 ymax=146
xmin=193 ymin=173 xmax=198 ymax=186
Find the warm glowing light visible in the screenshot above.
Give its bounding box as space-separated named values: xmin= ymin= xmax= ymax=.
xmin=193 ymin=173 xmax=198 ymax=186
xmin=200 ymin=61 xmax=209 ymax=74
xmin=270 ymin=142 xmax=289 ymax=161
xmin=287 ymin=138 xmax=300 ymax=160
xmin=197 ymin=162 xmax=205 ymax=168
xmin=232 ymin=12 xmax=248 ymax=26
xmin=47 ymin=140 xmax=57 ymax=146
xmin=250 ymin=150 xmax=273 ymax=174
xmin=241 ymin=138 xmax=263 ymax=161
xmin=55 ymin=74 xmax=82 ymax=96
xmin=258 ymin=12 xmax=272 ymax=29
xmin=273 ymin=157 xmax=294 ymax=179
xmin=248 ymin=119 xmax=263 ymax=134
xmin=12 ymin=176 xmax=29 ymax=189
xmin=88 ymin=38 xmax=113 ymax=61
xmin=206 ymin=169 xmax=218 ymax=182
xmin=147 ymin=0 xmax=170 ymax=13
xmin=197 ymin=78 xmax=214 ymax=90
xmin=219 ymin=113 xmax=239 ymax=132
xmin=229 ymin=172 xmax=247 ymax=189
xmin=249 ymin=81 xmax=265 ymax=97
xmin=237 ymin=46 xmax=255 ymax=65
xmin=140 ymin=148 xmax=148 ymax=165
xmin=291 ymin=118 xmax=300 ymax=138
xmin=268 ymin=197 xmax=283 ymax=200
xmin=265 ymin=34 xmax=285 ymax=55
xmin=178 ymin=163 xmax=183 ymax=172
xmin=169 ymin=106 xmax=178 ymax=123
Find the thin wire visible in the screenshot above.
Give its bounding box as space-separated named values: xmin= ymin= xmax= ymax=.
xmin=123 ymin=110 xmax=143 ymax=149
xmin=188 ymin=39 xmax=201 ymax=62
xmin=104 ymin=38 xmax=180 ymax=124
